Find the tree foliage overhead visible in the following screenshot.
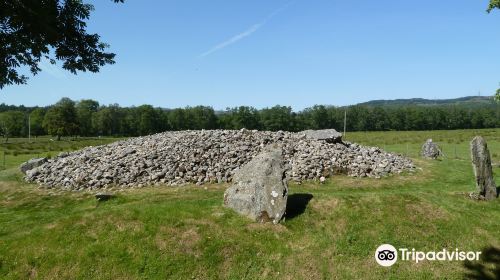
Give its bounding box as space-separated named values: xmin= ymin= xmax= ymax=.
xmin=0 ymin=0 xmax=123 ymax=89
xmin=486 ymin=1 xmax=500 ymax=100
xmin=488 ymin=0 xmax=500 ymax=12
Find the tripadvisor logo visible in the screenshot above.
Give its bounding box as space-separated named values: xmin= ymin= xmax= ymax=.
xmin=375 ymin=244 xmax=398 ymax=267
xmin=375 ymin=244 xmax=482 ymax=267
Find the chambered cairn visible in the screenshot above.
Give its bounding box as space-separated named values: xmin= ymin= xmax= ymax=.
xmin=470 ymin=136 xmax=498 ymax=200
xmin=21 ymin=129 xmax=415 ymax=190
xmin=224 ymin=144 xmax=288 ymax=224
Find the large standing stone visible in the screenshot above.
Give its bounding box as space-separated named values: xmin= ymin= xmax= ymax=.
xmin=20 ymin=158 xmax=47 ymax=174
xmin=301 ymin=129 xmax=343 ymax=144
xmin=223 ymin=145 xmax=288 ymax=224
xmin=421 ymin=139 xmax=443 ymax=159
xmin=470 ymin=136 xmax=498 ymax=200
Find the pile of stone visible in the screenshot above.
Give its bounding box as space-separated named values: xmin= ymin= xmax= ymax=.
xmin=22 ymin=129 xmax=415 ymax=190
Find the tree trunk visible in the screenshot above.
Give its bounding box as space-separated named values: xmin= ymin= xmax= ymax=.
xmin=57 ymin=135 xmax=61 ymax=141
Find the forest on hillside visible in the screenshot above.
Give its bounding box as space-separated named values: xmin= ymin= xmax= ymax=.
xmin=0 ymin=98 xmax=498 ymax=139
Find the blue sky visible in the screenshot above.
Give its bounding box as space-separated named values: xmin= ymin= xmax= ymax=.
xmin=1 ymin=0 xmax=500 ymax=110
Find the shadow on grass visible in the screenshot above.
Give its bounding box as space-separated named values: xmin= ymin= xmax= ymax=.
xmin=464 ymin=246 xmax=500 ymax=280
xmin=285 ymin=193 xmax=313 ymax=220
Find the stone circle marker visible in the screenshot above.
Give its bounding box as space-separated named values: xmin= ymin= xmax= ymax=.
xmin=421 ymin=139 xmax=443 ymax=159
xmin=223 ymin=145 xmax=288 ymax=224
xmin=470 ymin=136 xmax=498 ymax=200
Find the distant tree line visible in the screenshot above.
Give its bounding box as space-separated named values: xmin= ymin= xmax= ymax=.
xmin=0 ymin=98 xmax=498 ymax=140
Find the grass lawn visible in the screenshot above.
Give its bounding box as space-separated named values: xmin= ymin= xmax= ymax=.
xmin=0 ymin=129 xmax=499 ymax=279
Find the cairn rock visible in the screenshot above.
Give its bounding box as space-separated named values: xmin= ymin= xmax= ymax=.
xmin=301 ymin=129 xmax=343 ymax=144
xmin=470 ymin=136 xmax=498 ymax=200
xmin=421 ymin=139 xmax=443 ymax=159
xmin=23 ymin=130 xmax=414 ymax=190
xmin=25 ymin=167 xmax=41 ymax=178
xmin=19 ymin=158 xmax=47 ymax=174
xmin=223 ymin=145 xmax=288 ymax=224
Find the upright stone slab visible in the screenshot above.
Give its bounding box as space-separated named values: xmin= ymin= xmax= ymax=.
xmin=421 ymin=139 xmax=443 ymax=159
xmin=223 ymin=145 xmax=288 ymax=224
xmin=470 ymin=136 xmax=498 ymax=200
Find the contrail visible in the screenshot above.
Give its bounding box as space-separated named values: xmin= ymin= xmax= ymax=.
xmin=39 ymin=58 xmax=67 ymax=79
xmin=199 ymin=1 xmax=294 ymax=58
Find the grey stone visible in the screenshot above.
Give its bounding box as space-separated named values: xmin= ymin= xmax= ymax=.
xmin=25 ymin=167 xmax=40 ymax=178
xmin=57 ymin=152 xmax=70 ymax=158
xmin=470 ymin=136 xmax=498 ymax=200
xmin=223 ymin=145 xmax=288 ymax=224
xmin=421 ymin=139 xmax=443 ymax=159
xmin=20 ymin=158 xmax=47 ymax=174
xmin=301 ymin=129 xmax=343 ymax=143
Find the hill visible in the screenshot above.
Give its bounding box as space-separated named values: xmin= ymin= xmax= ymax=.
xmin=357 ymin=96 xmax=496 ymax=107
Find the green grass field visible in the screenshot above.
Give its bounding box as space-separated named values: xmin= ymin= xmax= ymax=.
xmin=0 ymin=136 xmax=122 ymax=170
xmin=0 ymin=129 xmax=499 ymax=279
